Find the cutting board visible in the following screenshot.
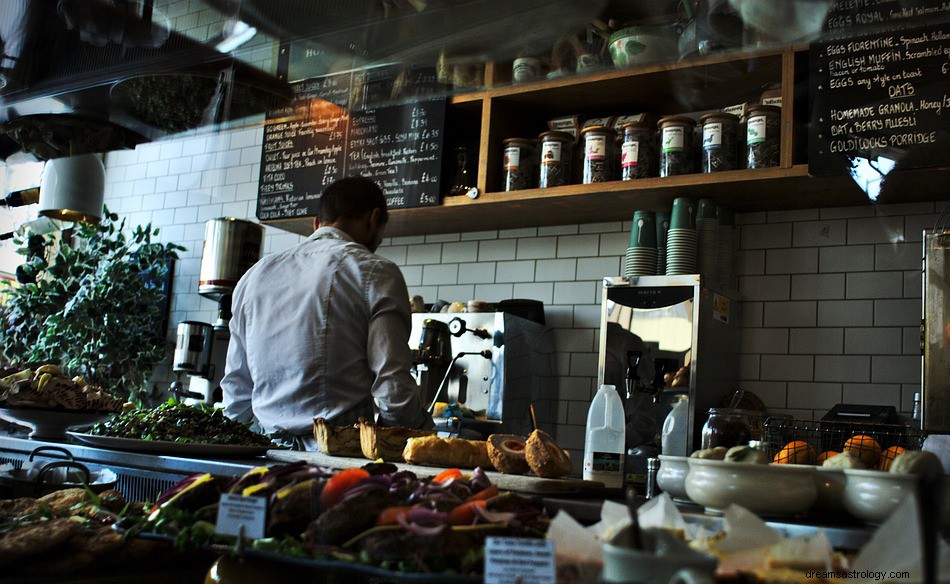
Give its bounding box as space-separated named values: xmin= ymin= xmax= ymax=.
xmin=265 ymin=449 xmax=604 ymax=495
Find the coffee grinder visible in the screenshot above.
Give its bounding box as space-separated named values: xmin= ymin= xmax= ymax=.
xmin=172 ymin=218 xmax=264 ymax=403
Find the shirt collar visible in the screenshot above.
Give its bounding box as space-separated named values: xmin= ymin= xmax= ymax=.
xmin=309 ymin=226 xmax=354 ymax=243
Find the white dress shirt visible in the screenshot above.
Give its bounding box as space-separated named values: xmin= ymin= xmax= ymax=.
xmin=221 ymin=226 xmax=431 ymax=443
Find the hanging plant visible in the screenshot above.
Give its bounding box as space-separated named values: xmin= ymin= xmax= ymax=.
xmin=0 ymin=207 xmax=185 ymax=405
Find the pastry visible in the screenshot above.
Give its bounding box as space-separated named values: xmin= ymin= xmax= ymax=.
xmin=402 ymin=435 xmax=495 ymax=470
xmin=820 ymin=451 xmax=866 ymax=469
xmin=359 ymin=418 xmax=433 ymax=462
xmin=487 ymin=434 xmax=531 ymax=474
xmin=724 ymin=445 xmax=769 ymax=464
xmin=524 ymin=429 xmax=572 ymax=478
xmin=889 ymin=450 xmax=944 ymax=475
xmin=313 ymin=417 xmax=362 ymax=457
xmin=690 ymin=446 xmax=728 ymax=460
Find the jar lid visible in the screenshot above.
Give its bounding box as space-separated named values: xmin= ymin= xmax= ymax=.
xmin=699 ymin=112 xmax=739 ymax=124
xmin=745 ymin=104 xmax=782 ymax=117
xmin=579 ymin=125 xmax=616 ymax=136
xmin=538 ymin=130 xmax=574 ymax=141
xmin=503 ymin=137 xmax=536 ymax=146
xmin=657 ymin=115 xmax=696 ymax=128
xmin=620 ymin=120 xmax=654 ymax=131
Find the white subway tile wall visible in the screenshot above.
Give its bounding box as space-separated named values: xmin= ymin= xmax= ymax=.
xmin=95 ymin=126 xmax=944 ymax=463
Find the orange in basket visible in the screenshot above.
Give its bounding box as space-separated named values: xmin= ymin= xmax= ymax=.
xmin=816 ymin=450 xmax=840 ymax=464
xmin=773 ymin=440 xmax=816 ymax=465
xmin=843 ymin=434 xmax=882 ymax=467
xmin=878 ymin=445 xmax=906 ymax=471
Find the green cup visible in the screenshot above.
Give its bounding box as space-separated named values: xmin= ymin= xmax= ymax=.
xmin=670 ymin=197 xmax=696 ymax=230
xmin=629 ymin=210 xmax=658 ymax=248
xmin=698 ymin=197 xmax=717 ymax=220
xmin=656 ymin=211 xmax=671 ymax=247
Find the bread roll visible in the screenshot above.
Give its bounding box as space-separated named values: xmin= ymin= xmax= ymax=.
xmin=402 ymin=435 xmax=495 ymax=470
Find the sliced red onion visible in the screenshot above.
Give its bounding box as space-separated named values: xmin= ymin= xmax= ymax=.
xmin=397 ymin=513 xmax=448 ymax=537
xmin=474 ymin=505 xmax=518 ymax=524
xmin=469 ymin=467 xmax=492 ymax=491
xmin=406 ymin=507 xmax=449 ymax=527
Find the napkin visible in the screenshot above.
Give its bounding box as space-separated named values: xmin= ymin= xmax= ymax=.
xmin=849 ymin=493 xmax=950 ymax=584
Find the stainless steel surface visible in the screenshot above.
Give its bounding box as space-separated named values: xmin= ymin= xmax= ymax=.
xmin=0 ymin=433 xmax=261 ymax=502
xmin=173 ymin=320 xmax=213 ymax=375
xmin=198 ymin=217 xmax=264 ymax=299
xmin=598 ymin=275 xmax=741 ymax=453
xmin=923 ymin=232 xmax=950 ymax=432
xmin=410 ymin=312 xmax=556 ymax=437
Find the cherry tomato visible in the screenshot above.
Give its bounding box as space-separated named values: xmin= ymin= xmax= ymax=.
xmin=320 ymin=468 xmax=369 ymax=509
xmin=431 ymin=468 xmax=465 ymax=483
xmin=448 ymin=500 xmax=486 ymax=526
xmin=466 ymin=484 xmax=499 ymax=502
xmin=376 ymin=506 xmax=415 ymax=526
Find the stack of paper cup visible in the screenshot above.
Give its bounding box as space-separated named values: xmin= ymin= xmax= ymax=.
xmin=656 ymin=211 xmax=670 ymax=276
xmin=666 ymin=197 xmax=697 ymax=275
xmin=696 ymin=197 xmax=719 ymax=279
xmin=717 ymin=205 xmax=736 ymax=288
xmin=626 ymin=210 xmax=658 ymax=277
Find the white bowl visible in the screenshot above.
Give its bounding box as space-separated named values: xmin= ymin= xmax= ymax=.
xmin=686 ymin=458 xmax=817 ymax=515
xmin=657 ymin=455 xmax=690 ymax=501
xmin=842 ymin=468 xmax=950 ymax=526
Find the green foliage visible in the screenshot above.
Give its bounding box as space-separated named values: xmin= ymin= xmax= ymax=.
xmin=0 ymin=207 xmax=185 ymax=405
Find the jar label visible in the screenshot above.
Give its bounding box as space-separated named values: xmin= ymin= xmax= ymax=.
xmin=661 ymin=126 xmax=684 ymax=153
xmin=702 ymin=123 xmax=723 ymax=149
xmin=585 ymin=135 xmax=607 ymax=160
xmin=621 ymin=141 xmax=640 ymax=168
xmin=541 ymin=141 xmax=562 ymax=165
xmin=504 ymin=146 xmax=521 ymax=170
xmin=747 ymin=116 xmax=767 ymax=145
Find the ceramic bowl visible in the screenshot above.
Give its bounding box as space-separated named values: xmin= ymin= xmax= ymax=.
xmin=607 ymin=25 xmax=681 ymax=68
xmin=842 ymin=468 xmax=950 ymax=526
xmin=812 ymin=467 xmax=847 ymax=515
xmin=685 ymin=458 xmax=817 ymax=515
xmin=657 ymin=455 xmax=690 ymax=501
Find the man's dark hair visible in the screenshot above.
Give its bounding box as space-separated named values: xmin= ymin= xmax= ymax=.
xmin=319 ymin=175 xmax=388 ymax=225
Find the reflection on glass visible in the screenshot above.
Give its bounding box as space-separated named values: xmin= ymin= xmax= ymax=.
xmin=848 ymin=155 xmax=896 ymax=202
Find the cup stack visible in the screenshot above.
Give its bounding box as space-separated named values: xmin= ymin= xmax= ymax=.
xmin=626 ymin=210 xmax=658 ymax=276
xmin=696 ymin=198 xmax=719 ymax=279
xmin=716 ymin=205 xmax=736 ymax=287
xmin=666 ymin=197 xmax=697 ymax=275
xmin=656 ymin=211 xmax=671 ymax=276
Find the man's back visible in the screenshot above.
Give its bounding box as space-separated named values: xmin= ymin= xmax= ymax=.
xmin=221 ymin=226 xmax=428 ymax=439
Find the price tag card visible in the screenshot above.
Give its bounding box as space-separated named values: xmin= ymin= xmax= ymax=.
xmin=215 ymin=493 xmax=267 ymax=540
xmin=484 ymin=536 xmax=556 ymax=584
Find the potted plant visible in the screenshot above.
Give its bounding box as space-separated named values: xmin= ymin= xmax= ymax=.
xmin=0 ymin=207 xmax=185 ymax=405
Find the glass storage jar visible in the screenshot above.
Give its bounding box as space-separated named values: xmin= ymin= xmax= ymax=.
xmin=745 ymin=105 xmax=781 ymax=169
xmin=700 ymin=408 xmax=752 ymax=450
xmin=538 ymin=131 xmax=574 ymax=188
xmin=657 ymin=116 xmax=696 ymax=177
xmin=502 ymin=138 xmax=536 ymax=191
xmin=580 ymin=125 xmax=616 ymax=184
xmin=699 ymin=112 xmax=739 ymax=172
xmin=620 ymin=121 xmax=656 ymax=180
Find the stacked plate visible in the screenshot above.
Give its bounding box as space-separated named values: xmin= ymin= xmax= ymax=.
xmin=625 ymin=246 xmax=658 ymax=276
xmin=665 ymin=227 xmax=697 ymax=275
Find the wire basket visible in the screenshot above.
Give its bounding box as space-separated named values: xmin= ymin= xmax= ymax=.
xmin=763 ymin=416 xmax=924 ymax=467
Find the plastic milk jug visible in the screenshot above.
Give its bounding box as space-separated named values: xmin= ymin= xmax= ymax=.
xmin=583 ymin=384 xmax=626 ymax=487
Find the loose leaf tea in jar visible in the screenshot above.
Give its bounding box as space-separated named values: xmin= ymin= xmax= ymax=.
xmin=538 ymin=131 xmax=574 ymax=188
xmin=745 ymin=105 xmax=781 ymax=169
xmin=700 ymin=112 xmax=739 ymax=172
xmin=620 ymin=121 xmax=656 ymax=180
xmin=658 ymin=116 xmax=696 ymax=177
xmin=580 ymin=125 xmax=616 ymax=184
xmin=502 ymin=138 xmax=536 ymax=191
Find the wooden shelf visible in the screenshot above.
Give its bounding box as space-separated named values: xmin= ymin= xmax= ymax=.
xmin=267 ymin=164 xmax=950 ymax=238
xmin=263 ymin=47 xmax=950 ymax=239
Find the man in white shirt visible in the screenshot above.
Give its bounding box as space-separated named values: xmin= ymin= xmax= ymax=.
xmin=221 ymin=176 xmax=432 ymax=448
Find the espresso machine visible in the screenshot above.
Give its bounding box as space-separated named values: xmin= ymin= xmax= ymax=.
xmin=172 ymin=218 xmax=264 ymax=403
xmin=410 ymin=310 xmax=556 ymax=438
xmin=597 ymin=275 xmax=741 ymax=453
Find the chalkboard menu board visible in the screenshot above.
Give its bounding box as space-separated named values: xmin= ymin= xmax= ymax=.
xmin=809 ymin=1 xmax=950 ymax=176
xmin=257 ymin=66 xmax=446 ymax=221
